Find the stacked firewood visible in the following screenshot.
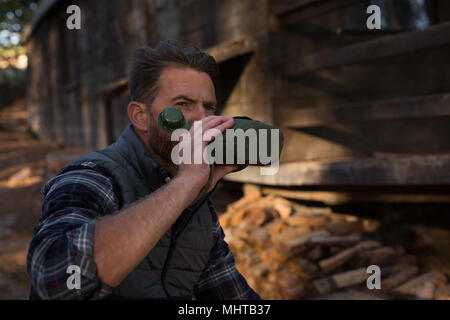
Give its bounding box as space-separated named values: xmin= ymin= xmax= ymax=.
xmin=218 ymin=187 xmax=450 ymax=300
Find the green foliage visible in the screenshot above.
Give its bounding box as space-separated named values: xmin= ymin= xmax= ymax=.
xmin=0 ymin=0 xmax=39 ymax=65
xmin=0 ymin=0 xmax=39 ymax=34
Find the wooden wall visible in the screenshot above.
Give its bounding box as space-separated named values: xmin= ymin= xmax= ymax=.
xmin=267 ymin=0 xmax=450 ymax=163
xmin=26 ymin=0 xmax=272 ymax=150
xmin=25 ymin=0 xmax=450 ymax=186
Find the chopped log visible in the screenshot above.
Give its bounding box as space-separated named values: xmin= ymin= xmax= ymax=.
xmin=264 ymin=206 xmax=281 ymax=220
xmin=252 ymin=263 xmax=269 ymax=278
xmin=259 ymin=250 xmax=284 ymax=271
xmin=267 ymin=220 xmax=288 ymax=237
xmin=227 ymin=191 xmax=261 ymax=212
xmin=296 ymin=258 xmax=319 ymax=279
xmin=272 ymin=225 xmax=312 ymax=244
xmin=281 ymin=230 xmax=330 ymax=256
xmin=224 ymin=228 xmax=247 ymax=250
xmin=314 ymin=267 xmax=375 ymax=295
xmin=354 ymin=246 xmax=405 ymax=266
xmin=308 ymin=245 xmax=323 ymax=260
xmin=435 ymin=285 xmax=450 ymax=300
xmin=222 ymin=190 xmax=437 ymax=300
xmin=283 ymin=285 xmax=308 ymax=300
xmin=332 ymin=267 xmax=372 ymax=289
xmin=327 ymin=220 xmax=364 ymax=236
xmin=246 ymin=207 xmax=274 ymax=226
xmin=321 ymin=288 xmax=389 ymax=300
xmin=328 ymin=246 xmax=343 ymax=255
xmin=309 ymin=234 xmax=361 ymax=246
xmin=238 ymin=248 xmax=260 ymax=267
xmin=284 ymin=213 xmax=328 ymax=229
xmin=381 ymin=265 xmax=419 ymax=292
xmin=371 ymin=254 xmax=417 ymax=268
xmin=381 ymin=263 xmax=414 ymax=278
xmin=233 ymin=226 xmax=251 ymax=241
xmin=312 ymin=278 xmax=335 ymax=296
xmin=247 ymin=228 xmax=270 ymax=248
xmin=393 ymin=270 xmax=447 ymax=296
xmin=229 ymin=209 xmax=247 ymax=227
xmin=273 ymin=202 xmax=293 ymax=220
xmin=318 ymin=240 xmax=381 ymax=273
xmin=415 ymin=281 xmax=435 ymax=300
xmin=276 ymin=267 xmax=302 ymax=288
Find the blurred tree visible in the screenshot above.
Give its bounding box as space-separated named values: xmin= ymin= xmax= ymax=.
xmin=0 ymin=0 xmax=39 ymax=67
xmin=0 ymin=0 xmax=39 ymax=107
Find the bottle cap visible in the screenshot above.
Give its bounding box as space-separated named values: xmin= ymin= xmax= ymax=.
xmin=158 ymin=106 xmax=186 ymax=132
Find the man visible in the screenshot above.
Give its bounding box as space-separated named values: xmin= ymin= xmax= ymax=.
xmin=27 ymin=40 xmax=261 ymax=300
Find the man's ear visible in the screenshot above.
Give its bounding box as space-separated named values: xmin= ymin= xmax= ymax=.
xmin=128 ymin=101 xmax=149 ymax=132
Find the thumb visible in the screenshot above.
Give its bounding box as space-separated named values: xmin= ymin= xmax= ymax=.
xmin=216 ymin=164 xmax=239 ymax=177
xmin=207 ymin=165 xmax=238 ymax=192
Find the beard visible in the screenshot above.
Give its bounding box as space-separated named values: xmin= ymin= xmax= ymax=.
xmin=147 ymin=109 xmax=178 ymax=163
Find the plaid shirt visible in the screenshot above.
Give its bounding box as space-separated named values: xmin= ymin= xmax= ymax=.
xmin=27 ymin=162 xmax=260 ymax=300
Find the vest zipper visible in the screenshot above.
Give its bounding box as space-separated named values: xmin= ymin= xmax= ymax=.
xmin=161 ymin=225 xmax=176 ymax=299
xmin=159 ymin=194 xmax=212 ymax=299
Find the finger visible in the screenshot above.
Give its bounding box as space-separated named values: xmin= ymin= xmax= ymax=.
xmin=188 ymin=116 xmax=228 ymax=138
xmin=202 ymin=119 xmax=233 ymax=137
xmin=188 ymin=115 xmax=224 ymax=130
xmin=202 ymin=116 xmax=234 ymax=132
xmin=192 ymin=117 xmax=233 ymax=142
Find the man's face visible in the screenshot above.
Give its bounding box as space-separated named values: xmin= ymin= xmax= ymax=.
xmin=146 ymin=66 xmax=217 ymax=163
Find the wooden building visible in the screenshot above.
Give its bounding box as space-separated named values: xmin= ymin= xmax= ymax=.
xmin=22 ymin=0 xmax=450 ymax=201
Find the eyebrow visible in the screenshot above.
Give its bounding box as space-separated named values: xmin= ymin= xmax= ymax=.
xmin=171 ymin=94 xmax=216 ymax=107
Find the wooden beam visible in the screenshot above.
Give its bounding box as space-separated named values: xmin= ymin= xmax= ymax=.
xmin=260 ymin=188 xmax=450 ymax=205
xmin=275 ymin=0 xmax=327 ymax=17
xmin=275 ymin=0 xmax=360 ymax=27
xmin=224 ymin=154 xmax=450 ymax=186
xmin=283 ymin=21 xmax=450 ymax=75
xmin=204 ymin=37 xmax=257 ymax=64
xmin=96 ymin=78 xmax=129 ymax=99
xmin=281 ymin=93 xmax=450 ymax=128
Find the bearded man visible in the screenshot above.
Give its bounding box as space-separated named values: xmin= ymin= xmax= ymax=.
xmin=27 ymin=40 xmax=261 ymax=300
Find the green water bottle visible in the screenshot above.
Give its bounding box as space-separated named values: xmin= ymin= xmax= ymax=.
xmin=158 ymin=105 xmax=284 ymax=203
xmin=158 ymin=105 xmax=284 ymax=171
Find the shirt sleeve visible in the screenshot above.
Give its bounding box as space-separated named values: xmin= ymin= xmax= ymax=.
xmin=193 ymin=200 xmax=261 ymax=300
xmin=27 ymin=166 xmax=119 ymax=299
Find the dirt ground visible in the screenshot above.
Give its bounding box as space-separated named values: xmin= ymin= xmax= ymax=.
xmin=0 ymin=99 xmax=62 ymax=299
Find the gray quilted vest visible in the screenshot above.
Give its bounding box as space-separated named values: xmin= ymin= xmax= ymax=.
xmin=60 ymin=124 xmax=214 ymax=299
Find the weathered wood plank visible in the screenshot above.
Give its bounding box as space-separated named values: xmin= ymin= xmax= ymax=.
xmin=318 ymin=240 xmax=380 ymax=273
xmin=381 ymin=265 xmax=419 ymax=292
xmin=225 ymin=154 xmax=450 ymax=186
xmin=261 ymin=188 xmax=450 ymax=204
xmin=284 ymin=21 xmax=450 ymax=75
xmin=205 ymin=37 xmax=257 ymax=64
xmin=275 ymin=0 xmax=360 ymax=27
xmin=96 ymin=78 xmax=129 ymax=99
xmin=393 ymin=270 xmax=447 ymax=296
xmin=282 ymin=93 xmax=450 ymax=128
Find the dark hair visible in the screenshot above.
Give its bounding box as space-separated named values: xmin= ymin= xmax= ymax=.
xmin=127 ymin=39 xmax=219 ymax=104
